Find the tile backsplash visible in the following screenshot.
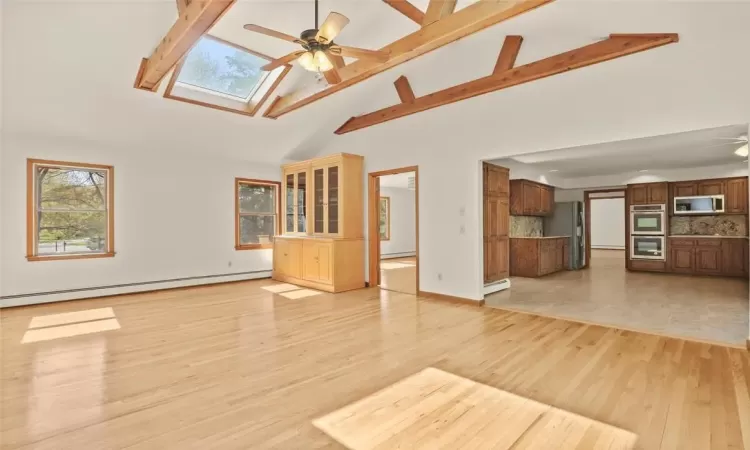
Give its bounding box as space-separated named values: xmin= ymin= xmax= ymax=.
xmin=670 ymin=215 xmax=747 ymax=236
xmin=510 ymin=216 xmax=543 ymax=237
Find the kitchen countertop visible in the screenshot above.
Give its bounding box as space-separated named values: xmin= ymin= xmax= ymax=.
xmin=668 ymin=235 xmax=749 ymax=239
xmin=510 ymin=236 xmax=571 ymax=239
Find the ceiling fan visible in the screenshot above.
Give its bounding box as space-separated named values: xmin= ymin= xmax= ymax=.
xmin=705 ymin=135 xmax=749 ymax=156
xmin=243 ymin=0 xmax=390 ymax=77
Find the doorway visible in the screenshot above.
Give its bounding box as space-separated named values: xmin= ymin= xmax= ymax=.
xmin=368 ymin=167 xmax=419 ymax=295
xmin=584 ymin=189 xmax=627 ymax=268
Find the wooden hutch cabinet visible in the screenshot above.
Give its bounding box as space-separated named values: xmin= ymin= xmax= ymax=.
xmin=273 ymin=153 xmax=365 ymax=293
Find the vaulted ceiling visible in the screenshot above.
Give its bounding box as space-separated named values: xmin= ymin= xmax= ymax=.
xmin=3 ymin=1 xmax=750 ymax=165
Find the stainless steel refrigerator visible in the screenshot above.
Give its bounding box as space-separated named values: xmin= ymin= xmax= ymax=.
xmin=543 ymin=201 xmax=585 ymax=270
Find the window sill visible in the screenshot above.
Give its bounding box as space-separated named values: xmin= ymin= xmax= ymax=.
xmin=235 ymin=244 xmax=273 ymax=251
xmin=27 ymin=252 xmax=116 ymax=262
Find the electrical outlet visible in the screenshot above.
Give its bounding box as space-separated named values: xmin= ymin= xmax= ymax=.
xmin=459 ymin=225 xmax=466 ymax=234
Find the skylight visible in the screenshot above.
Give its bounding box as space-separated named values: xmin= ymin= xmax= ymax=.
xmin=176 ymin=36 xmax=270 ymax=102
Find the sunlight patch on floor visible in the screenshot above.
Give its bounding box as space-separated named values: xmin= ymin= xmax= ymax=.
xmin=279 ymin=289 xmax=323 ymax=300
xmin=262 ymin=283 xmax=303 ymax=294
xmin=22 ymin=319 xmax=121 ymax=344
xmin=313 ymin=367 xmax=637 ymax=450
xmin=28 ymin=307 xmax=115 ymax=329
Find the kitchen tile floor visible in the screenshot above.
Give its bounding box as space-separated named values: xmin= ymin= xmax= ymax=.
xmin=485 ymin=249 xmax=749 ymax=347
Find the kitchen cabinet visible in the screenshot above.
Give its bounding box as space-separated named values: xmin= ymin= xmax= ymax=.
xmin=672 ymin=182 xmax=698 ymax=198
xmin=274 ymin=236 xmax=364 ymax=292
xmin=629 ymin=182 xmax=667 ymax=205
xmin=483 ymin=163 xmax=510 ymax=283
xmin=509 ymin=237 xmax=569 ymax=277
xmin=698 ymin=180 xmax=725 ymax=196
xmin=274 ymin=153 xmax=365 ymax=293
xmin=725 ymin=177 xmax=748 ymax=214
xmin=663 ymin=238 xmax=748 ymax=277
xmin=510 ymin=179 xmax=555 ymax=216
xmin=721 ymin=239 xmax=748 ymax=276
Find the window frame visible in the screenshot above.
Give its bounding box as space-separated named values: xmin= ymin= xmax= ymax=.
xmin=235 ymin=178 xmax=281 ymax=250
xmin=164 ymin=35 xmax=292 ymax=117
xmin=379 ymin=196 xmax=391 ymax=241
xmin=26 ymin=159 xmax=115 ymax=262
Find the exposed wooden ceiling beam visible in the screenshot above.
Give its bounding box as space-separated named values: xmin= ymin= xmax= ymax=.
xmin=382 ymin=0 xmax=425 ymax=25
xmin=423 ymin=0 xmax=458 ymax=26
xmin=493 ymin=35 xmax=523 ymax=74
xmin=335 ymin=33 xmax=679 ymax=135
xmin=394 ymin=76 xmax=416 ymax=103
xmin=324 ymin=53 xmax=345 ymax=85
xmin=176 ymin=0 xmax=190 ymax=14
xmin=263 ymin=0 xmax=554 ymax=119
xmin=134 ymin=0 xmax=235 ymax=91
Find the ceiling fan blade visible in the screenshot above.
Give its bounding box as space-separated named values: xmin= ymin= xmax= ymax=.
xmin=315 ymin=12 xmax=350 ymax=43
xmin=262 ymin=51 xmax=306 ymax=71
xmin=243 ymin=24 xmax=304 ymax=45
xmin=329 ymin=45 xmax=390 ymax=62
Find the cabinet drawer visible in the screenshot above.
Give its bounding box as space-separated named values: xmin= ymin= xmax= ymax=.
xmin=669 ymin=239 xmax=695 ymax=247
xmin=696 ymin=239 xmax=721 ymax=247
xmin=630 ymin=260 xmax=666 ymax=272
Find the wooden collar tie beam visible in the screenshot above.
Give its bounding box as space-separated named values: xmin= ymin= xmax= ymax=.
xmin=334 ymin=33 xmax=679 ymax=135
xmin=264 ymin=0 xmax=555 ymax=119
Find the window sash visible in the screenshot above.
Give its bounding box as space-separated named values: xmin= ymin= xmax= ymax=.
xmin=236 ymin=180 xmax=279 ymax=249
xmin=31 ymin=162 xmax=112 ymax=257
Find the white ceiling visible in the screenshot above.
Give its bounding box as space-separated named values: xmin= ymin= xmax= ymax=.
xmin=3 ymin=1 xmax=750 ymax=167
xmin=493 ymin=124 xmax=749 ymax=178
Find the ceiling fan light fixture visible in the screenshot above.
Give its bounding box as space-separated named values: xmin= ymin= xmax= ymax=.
xmin=297 ymin=50 xmax=333 ymax=72
xmin=735 ymin=144 xmax=749 ymax=157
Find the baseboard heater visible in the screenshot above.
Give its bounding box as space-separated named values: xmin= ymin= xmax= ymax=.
xmin=0 ymin=270 xmax=271 ymax=308
xmin=483 ymin=278 xmax=511 ymax=296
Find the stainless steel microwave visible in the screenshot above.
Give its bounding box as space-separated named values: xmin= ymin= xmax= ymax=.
xmin=673 ymin=195 xmax=725 ymax=215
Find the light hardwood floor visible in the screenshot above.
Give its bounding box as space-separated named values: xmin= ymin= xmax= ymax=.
xmin=486 ymin=250 xmax=750 ymax=347
xmin=379 ymin=256 xmax=417 ymax=295
xmin=1 ymin=279 xmax=749 ymax=449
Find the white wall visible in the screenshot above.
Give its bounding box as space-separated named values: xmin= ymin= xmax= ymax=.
xmin=314 ymin=3 xmax=750 ymax=301
xmin=380 ymin=186 xmax=416 ymax=258
xmin=0 ymin=134 xmax=279 ymax=306
xmin=590 ymin=198 xmax=626 ymax=250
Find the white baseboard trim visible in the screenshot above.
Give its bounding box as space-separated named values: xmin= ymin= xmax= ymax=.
xmin=381 ymin=251 xmax=417 ymax=260
xmin=483 ymin=278 xmax=511 ymax=296
xmin=0 ymin=270 xmax=272 ymax=308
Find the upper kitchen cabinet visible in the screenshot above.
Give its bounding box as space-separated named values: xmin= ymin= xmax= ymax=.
xmin=671 ymin=181 xmax=698 ymax=198
xmin=698 ymin=179 xmax=725 ymax=196
xmin=282 ymin=153 xmax=364 ymax=238
xmin=484 ymin=164 xmax=509 ymax=196
xmin=510 ymin=179 xmax=555 ymax=216
xmin=629 ymin=182 xmax=668 ymax=205
xmin=725 ymin=177 xmax=748 ymax=214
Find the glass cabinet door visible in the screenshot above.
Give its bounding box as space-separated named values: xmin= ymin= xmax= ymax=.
xmin=314 ymin=168 xmax=325 ymax=234
xmin=327 ymin=166 xmax=339 ymax=234
xmin=296 ymin=172 xmax=307 ymax=233
xmin=285 ymin=173 xmax=295 ymax=233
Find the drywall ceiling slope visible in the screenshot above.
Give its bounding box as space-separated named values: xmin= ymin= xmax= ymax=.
xmin=1 ymin=0 xmax=402 ymax=165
